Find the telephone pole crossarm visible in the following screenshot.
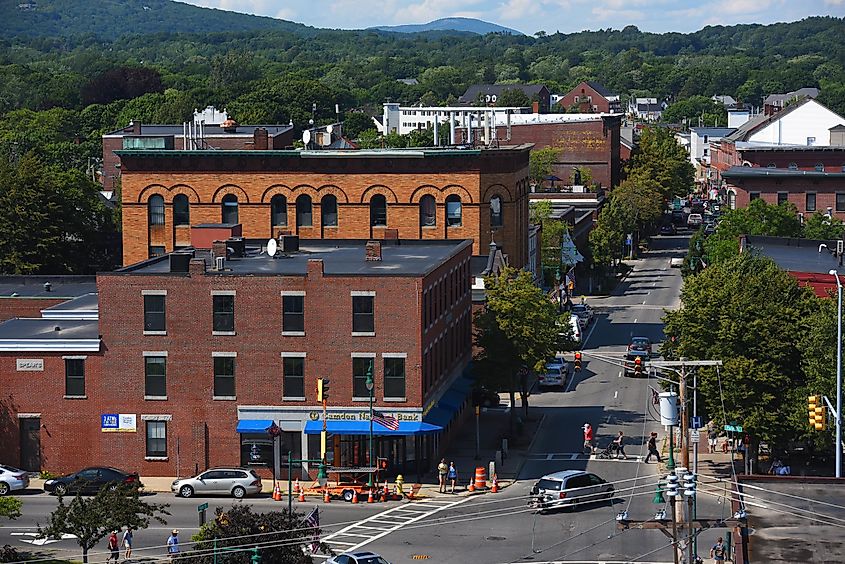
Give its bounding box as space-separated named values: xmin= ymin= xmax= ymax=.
xmin=617 ymin=518 xmax=743 ymax=531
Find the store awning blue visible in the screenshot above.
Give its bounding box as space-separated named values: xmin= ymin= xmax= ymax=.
xmin=423 ymin=407 xmax=454 ymax=428
xmin=438 ymin=389 xmax=467 ymax=411
xmin=303 ymin=420 xmax=441 ymax=436
xmin=236 ymin=419 xmax=274 ymax=433
xmin=451 ymin=377 xmax=473 ymax=395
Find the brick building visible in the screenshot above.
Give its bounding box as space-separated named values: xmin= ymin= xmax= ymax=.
xmin=0 ymin=239 xmax=475 ymax=479
xmin=0 ymin=276 xmax=95 ymax=323
xmin=116 ymin=146 xmax=532 ymax=272
xmin=102 ymin=121 xmax=295 ymax=192
xmin=556 ymin=81 xmax=621 ymax=114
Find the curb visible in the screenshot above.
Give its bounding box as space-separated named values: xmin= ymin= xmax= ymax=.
xmin=514 ymin=412 xmax=547 ymax=481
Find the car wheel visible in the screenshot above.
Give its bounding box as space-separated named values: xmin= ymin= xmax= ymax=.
xmin=0 ymin=482 xmax=9 ymax=496
xmin=232 ymin=486 xmax=246 ymax=499
xmin=179 ymin=485 xmax=194 ymax=498
xmin=342 ymin=490 xmax=354 ymax=503
xmin=54 ymin=483 xmax=68 ymax=496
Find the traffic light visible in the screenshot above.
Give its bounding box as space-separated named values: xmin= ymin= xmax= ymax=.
xmin=574 ymin=351 xmax=582 ymax=371
xmin=317 ymin=378 xmax=330 ymax=402
xmin=634 ymin=356 xmax=643 ymax=377
xmin=808 ymin=395 xmax=826 ymax=430
xmin=322 ymin=379 xmax=330 ymax=402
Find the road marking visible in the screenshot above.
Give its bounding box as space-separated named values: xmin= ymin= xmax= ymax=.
xmin=614 ymin=390 xmax=618 ymax=399
xmin=11 ymin=532 xmax=76 ymax=546
xmin=618 ymin=370 xmax=622 ymax=378
xmin=316 ymin=496 xmax=473 ymax=557
xmin=546 ymin=454 xmax=554 ymax=460
xmin=642 ymin=300 xmax=647 ymax=304
xmin=633 ymin=318 xmax=637 ymax=323
xmin=570 ymin=454 xmax=579 ymax=460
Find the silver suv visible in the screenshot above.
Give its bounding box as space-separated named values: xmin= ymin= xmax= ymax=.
xmin=172 ymin=468 xmax=263 ymax=498
xmin=529 ymin=470 xmax=614 ymax=511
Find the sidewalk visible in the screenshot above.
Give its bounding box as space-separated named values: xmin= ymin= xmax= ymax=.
xmin=654 ymin=430 xmax=743 ymax=477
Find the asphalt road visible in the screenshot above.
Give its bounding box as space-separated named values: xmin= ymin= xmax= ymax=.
xmin=2 ymin=236 xmax=736 ymax=563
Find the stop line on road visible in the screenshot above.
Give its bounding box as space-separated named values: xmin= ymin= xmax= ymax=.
xmin=313 ymin=496 xmax=472 ymax=558
xmin=525 ymin=452 xmax=644 ymax=463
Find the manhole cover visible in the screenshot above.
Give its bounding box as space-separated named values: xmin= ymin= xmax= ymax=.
xmin=410 ymin=555 xmax=430 ymax=560
xmin=486 ymin=536 xmax=507 ymax=541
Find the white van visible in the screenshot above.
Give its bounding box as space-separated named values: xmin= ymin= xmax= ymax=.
xmin=569 ymin=314 xmax=582 ymax=343
xmin=539 ymin=360 xmax=567 ymax=389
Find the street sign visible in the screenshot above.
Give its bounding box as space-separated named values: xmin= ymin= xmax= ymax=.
xmin=691 ymin=416 xmax=702 ymax=429
xmin=724 ymin=424 xmax=743 ymax=433
xmin=197 ymin=502 xmax=209 ymax=512
xmin=690 ymin=429 xmax=700 ymax=443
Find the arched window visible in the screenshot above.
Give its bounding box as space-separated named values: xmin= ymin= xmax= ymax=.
xmin=296 ymin=195 xmax=312 ymax=227
xmin=420 ymin=195 xmax=436 ymax=227
xmin=445 ymin=195 xmax=462 ymax=227
xmin=222 ymin=194 xmax=239 ymax=224
xmin=321 ymin=195 xmax=338 ymax=227
xmin=148 ymin=195 xmax=165 ymax=225
xmin=815 ymin=163 xmax=825 ymax=172
xmin=788 ymin=162 xmax=798 ymax=171
xmin=490 ymin=195 xmax=503 ymax=227
xmin=370 ymin=194 xmax=387 ymax=226
xmin=173 ymin=194 xmax=190 ymax=226
xmin=271 ymin=195 xmax=287 ymax=227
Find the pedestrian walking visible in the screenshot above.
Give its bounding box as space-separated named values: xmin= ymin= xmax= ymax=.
xmin=447 ymin=461 xmax=458 ymax=493
xmin=122 ymin=526 xmax=133 ymax=560
xmin=582 ymin=423 xmax=595 ymax=454
xmin=710 ymin=536 xmax=726 ymax=561
xmin=708 ymin=427 xmax=718 ymax=454
xmin=167 ymin=529 xmax=180 ymax=560
xmin=437 ymin=458 xmax=448 ymax=493
xmin=613 ymin=430 xmax=628 ymax=460
xmin=106 ymin=530 xmax=120 ymax=562
xmin=645 ymin=432 xmax=662 ymax=463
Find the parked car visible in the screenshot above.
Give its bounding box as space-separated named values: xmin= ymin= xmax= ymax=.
xmin=0 ymin=464 xmax=30 ymax=496
xmin=628 ymin=336 xmax=652 ymax=355
xmin=472 ymin=385 xmax=501 ymax=407
xmin=624 ymin=349 xmax=650 ymax=376
xmin=669 ymin=257 xmax=684 ymax=268
xmin=704 ymin=222 xmax=716 ymax=235
xmin=172 ymin=468 xmax=262 ymax=499
xmin=538 ymin=359 xmax=568 ymax=390
xmin=327 ymin=552 xmax=391 ymax=564
xmin=659 ymin=224 xmax=677 ymax=235
xmin=530 ymin=470 xmax=614 ymax=511
xmin=687 ymin=213 xmax=703 ymax=227
xmin=570 ymin=303 xmax=594 ymax=326
xmin=44 ymin=467 xmax=141 ymax=496
xmin=567 ymin=314 xmax=582 ymax=343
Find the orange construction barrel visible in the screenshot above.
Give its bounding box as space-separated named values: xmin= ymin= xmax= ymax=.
xmin=474 ymin=466 xmax=487 ymax=490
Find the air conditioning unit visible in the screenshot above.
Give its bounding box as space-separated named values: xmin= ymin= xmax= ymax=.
xmin=215 ymin=256 xmax=225 ymax=271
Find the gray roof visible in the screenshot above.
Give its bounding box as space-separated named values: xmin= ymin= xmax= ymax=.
xmin=0 ymin=318 xmax=99 ymax=340
xmin=41 ymin=293 xmax=99 ymax=317
xmin=712 ymin=95 xmax=737 ymax=106
xmin=746 ymin=236 xmax=845 ymax=275
xmin=459 ymin=84 xmax=547 ymax=103
xmin=763 ymin=87 xmax=819 ymax=105
xmin=104 ymin=124 xmax=293 ymax=137
xmin=585 ymin=81 xmax=615 ymax=98
xmin=636 ymin=103 xmax=662 ymax=112
xmin=690 ymin=127 xmax=735 ymax=137
xmin=0 ymin=276 xmax=96 ymax=298
xmin=114 ymin=239 xmax=473 ymax=278
xmin=722 ymin=166 xmax=845 ymax=179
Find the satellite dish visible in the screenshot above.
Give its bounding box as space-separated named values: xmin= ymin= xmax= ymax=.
xmin=326 ymin=124 xmax=334 ymax=134
xmin=302 ymin=130 xmax=311 ymax=145
xmin=267 ymin=238 xmax=278 ymax=257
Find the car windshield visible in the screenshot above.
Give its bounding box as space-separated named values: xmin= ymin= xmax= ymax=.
xmin=631 ymin=338 xmax=649 ymax=348
xmin=0 ymin=465 xmax=23 ymax=473
xmin=536 ymin=478 xmax=562 ymax=491
xmin=357 ymin=557 xmax=390 ymax=564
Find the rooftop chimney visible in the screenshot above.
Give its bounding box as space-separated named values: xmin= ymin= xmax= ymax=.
xmin=253 ymin=127 xmax=269 ymax=150
xmin=189 ymin=258 xmax=206 ymax=276
xmin=532 ymin=101 xmax=540 ymax=114
xmin=129 ymin=120 xmax=141 ymax=135
xmin=365 ymin=240 xmax=382 ymax=261
xmin=212 ymin=240 xmax=228 ymax=263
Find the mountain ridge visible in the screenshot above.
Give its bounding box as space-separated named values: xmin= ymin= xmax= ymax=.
xmin=369 ymin=17 xmax=524 ymax=36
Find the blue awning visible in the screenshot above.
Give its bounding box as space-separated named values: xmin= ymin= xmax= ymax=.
xmin=423 ymin=407 xmax=454 ymax=428
xmin=451 ymin=377 xmax=473 ymax=395
xmin=236 ymin=419 xmax=274 ymax=433
xmin=303 ymin=420 xmax=441 ymax=436
xmin=438 ymin=389 xmax=467 ymax=411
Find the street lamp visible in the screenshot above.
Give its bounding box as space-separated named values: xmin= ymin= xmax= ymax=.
xmin=366 ymin=362 xmax=375 ymax=488
xmin=829 ymin=269 xmax=842 ymax=478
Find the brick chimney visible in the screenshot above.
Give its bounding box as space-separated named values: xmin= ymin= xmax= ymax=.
xmin=307 ymin=259 xmax=324 ymax=278
xmin=129 ymin=120 xmax=141 ymax=135
xmin=253 ymin=127 xmax=269 ymax=150
xmin=532 ymin=101 xmax=540 ymax=114
xmin=365 ymin=240 xmax=382 ymax=261
xmin=212 ymin=240 xmax=228 ymax=262
xmin=189 ymin=258 xmax=206 ymax=276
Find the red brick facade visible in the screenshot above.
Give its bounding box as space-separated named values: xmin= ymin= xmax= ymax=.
xmin=556 ymin=82 xmax=617 ymax=113
xmin=117 ymin=147 xmax=531 ymax=269
xmin=727 ymin=175 xmax=845 ymax=219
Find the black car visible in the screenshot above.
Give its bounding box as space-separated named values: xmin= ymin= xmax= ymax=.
xmin=659 ymin=224 xmax=677 ymax=235
xmin=472 ymin=385 xmax=501 ymax=407
xmin=43 ymin=467 xmax=142 ymax=495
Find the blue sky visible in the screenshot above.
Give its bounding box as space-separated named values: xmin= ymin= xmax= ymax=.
xmin=180 ymin=0 xmax=845 ymax=34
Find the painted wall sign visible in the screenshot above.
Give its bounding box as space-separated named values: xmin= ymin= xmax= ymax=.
xmin=101 ymin=413 xmax=137 ymax=432
xmin=16 ymin=359 xmax=44 ymax=371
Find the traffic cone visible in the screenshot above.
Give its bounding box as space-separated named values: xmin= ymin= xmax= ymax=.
xmin=293 ymin=478 xmax=301 ymax=494
xmin=298 ymin=489 xmax=305 ymax=502
xmin=273 ymin=484 xmax=281 ymax=501
xmin=491 ymin=475 xmax=499 ymax=493
xmin=382 ymin=483 xmax=390 ymax=502
xmin=367 ymin=489 xmax=374 ymax=503
xmin=324 ymin=489 xmax=331 ymax=503
xmin=468 ymin=482 xmax=475 ymax=492
xmin=352 ymin=490 xmax=359 ymax=504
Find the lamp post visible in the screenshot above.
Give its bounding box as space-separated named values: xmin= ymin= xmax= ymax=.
xmin=366 ymin=362 xmax=375 ymax=488
xmin=829 ymin=269 xmax=842 ymax=478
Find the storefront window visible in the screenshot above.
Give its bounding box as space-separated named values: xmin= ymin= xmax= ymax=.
xmin=240 ymin=433 xmax=273 ymax=467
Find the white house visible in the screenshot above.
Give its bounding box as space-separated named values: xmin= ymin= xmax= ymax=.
xmin=725 ymin=98 xmax=845 ymax=147
xmin=377 ymin=103 xmax=532 ymax=143
xmin=628 ymin=98 xmax=667 ymax=121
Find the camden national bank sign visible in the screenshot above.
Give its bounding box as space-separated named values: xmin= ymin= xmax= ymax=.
xmin=309 ymin=410 xmax=422 ymax=422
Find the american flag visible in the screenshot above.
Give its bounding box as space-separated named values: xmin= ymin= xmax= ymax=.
xmin=372 ymin=411 xmax=400 ymax=431
xmin=304 ymin=506 xmax=320 ymax=553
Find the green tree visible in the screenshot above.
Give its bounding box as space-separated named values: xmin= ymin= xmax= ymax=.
xmin=662 ymin=95 xmax=727 ymax=126
xmin=496 ymin=88 xmax=531 ymax=107
xmin=474 ymin=267 xmax=565 ymax=423
xmin=39 ymin=485 xmax=169 ymax=564
xmin=0 ymin=496 xmax=21 ymax=520
xmin=797 ymin=296 xmax=837 ymax=452
xmin=802 ymin=211 xmax=845 ymax=240
xmin=356 ymin=129 xmax=380 ymax=149
xmin=703 ymin=199 xmax=802 ymax=264
xmin=180 ymin=505 xmax=328 ymax=563
xmin=625 ymin=127 xmax=694 ymax=199
xmin=342 ymin=112 xmax=377 ymax=139
xmin=588 ymin=196 xmax=631 ymax=269
xmin=531 ymin=200 xmax=570 ymax=285
xmin=662 ymin=252 xmax=817 ymax=449
xmin=529 ymin=147 xmax=559 ymax=188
